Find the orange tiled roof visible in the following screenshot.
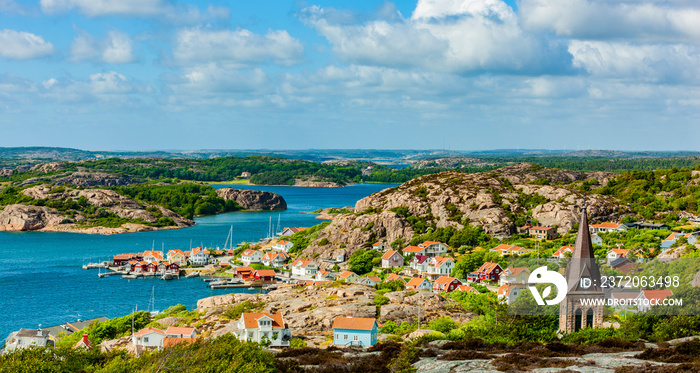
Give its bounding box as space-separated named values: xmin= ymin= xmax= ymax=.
xmin=134 ymin=327 xmax=166 ymax=336
xmin=367 ymin=276 xmax=382 ymax=283
xmin=406 ymin=277 xmax=427 ymax=288
xmin=504 ymin=266 xmax=530 ymax=276
xmin=642 ymin=289 xmax=673 ymax=303
xmin=498 ymin=284 xmax=517 ymax=296
xmin=592 ymin=222 xmax=622 ymax=229
xmin=553 ymin=246 xmax=574 ymax=257
xmin=338 ymin=271 xmax=356 ymax=279
xmin=457 ymin=285 xmax=477 ymax=293
xmin=530 ymin=226 xmax=553 ymax=231
xmin=402 ymin=246 xmax=425 ymax=253
xmin=430 ymin=256 xmax=454 ymax=267
xmin=420 ymin=241 xmax=442 ymax=247
xmin=253 ymin=269 xmax=276 ymax=277
xmin=385 ymin=273 xmax=404 ymax=283
xmin=382 ymin=250 xmax=400 ymax=260
xmin=332 ymin=316 xmax=376 ymax=331
xmin=143 ymin=250 xmax=164 ymax=260
xmin=242 ymin=249 xmax=259 ymax=257
xmin=242 ymin=313 xmax=285 ymax=329
xmin=165 ymin=327 xmax=195 ymax=335
xmin=434 ymin=276 xmax=457 ymax=286
xmin=611 ymin=248 xmax=629 ymax=256
xmin=277 ymin=240 xmax=290 ymax=245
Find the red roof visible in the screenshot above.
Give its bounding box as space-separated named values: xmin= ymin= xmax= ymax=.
xmin=434 ymin=276 xmax=458 ymax=286
xmin=165 ymin=327 xmax=196 ymax=335
xmin=236 ymin=266 xmax=253 ymax=273
xmin=642 ymin=289 xmax=673 ymax=303
xmin=253 ymin=269 xmax=276 ymax=277
xmin=242 ymin=313 xmax=285 ymax=329
xmin=592 ymin=222 xmax=622 ymax=229
xmin=332 ymin=316 xmax=376 ymax=331
xmin=73 ymin=334 xmax=91 ymax=349
xmin=372 ymin=242 xmax=382 ymax=246
xmin=476 ymin=262 xmax=501 ymax=273
xmin=134 ymin=327 xmax=166 ymax=336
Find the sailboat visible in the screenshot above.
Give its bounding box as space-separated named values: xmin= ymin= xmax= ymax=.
xmin=148 ymin=286 xmax=160 ymax=316
xmin=223 ymin=225 xmax=234 ymax=252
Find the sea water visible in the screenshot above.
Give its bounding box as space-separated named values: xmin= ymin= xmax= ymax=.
xmin=0 ymin=183 xmax=396 ymax=340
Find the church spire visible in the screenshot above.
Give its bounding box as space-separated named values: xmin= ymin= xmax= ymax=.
xmin=564 ymin=197 xmax=602 ymax=294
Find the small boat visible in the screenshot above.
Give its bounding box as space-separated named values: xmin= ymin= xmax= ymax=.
xmin=161 ymin=273 xmax=173 ymax=281
xmin=248 ymin=287 xmax=256 ymax=290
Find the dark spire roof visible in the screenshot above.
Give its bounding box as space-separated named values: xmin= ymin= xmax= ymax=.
xmin=572 ymin=204 xmax=595 ymax=260
xmin=564 ymin=202 xmax=603 ymax=294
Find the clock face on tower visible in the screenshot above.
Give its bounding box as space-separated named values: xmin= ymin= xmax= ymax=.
xmin=580 ymin=277 xmax=592 ymax=289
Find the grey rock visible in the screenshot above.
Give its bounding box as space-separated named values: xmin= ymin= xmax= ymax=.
xmin=216 ymin=188 xmax=287 ymax=211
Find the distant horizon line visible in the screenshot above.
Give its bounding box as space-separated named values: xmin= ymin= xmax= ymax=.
xmin=2 ymin=146 xmax=699 ymax=154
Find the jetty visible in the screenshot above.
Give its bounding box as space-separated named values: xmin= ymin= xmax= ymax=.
xmin=83 ymin=262 xmax=109 ymax=270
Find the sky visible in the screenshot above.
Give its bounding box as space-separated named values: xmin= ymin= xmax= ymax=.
xmin=0 ymin=0 xmax=699 ymax=151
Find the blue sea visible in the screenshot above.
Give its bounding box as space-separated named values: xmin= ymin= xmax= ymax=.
xmin=0 ymin=183 xmax=396 ymax=340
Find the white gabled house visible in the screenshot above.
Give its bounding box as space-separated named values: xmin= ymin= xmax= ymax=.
xmin=409 ymin=255 xmax=429 ymax=273
xmin=262 ymin=252 xmax=288 ymax=268
xmin=233 ymin=312 xmax=292 ymax=347
xmin=381 ymin=250 xmax=404 ymax=268
xmin=290 ymin=259 xmax=318 ymax=277
xmin=498 ymin=266 xmax=530 ymax=286
xmin=589 ymin=222 xmax=628 ymax=234
xmin=273 ymin=240 xmax=294 ymax=253
xmin=167 ymin=249 xmax=187 ymax=266
xmin=418 ymin=241 xmax=448 ymax=257
xmin=372 ymin=242 xmax=384 ymax=251
xmin=424 ymin=256 xmax=454 ymax=280
xmin=143 ymin=250 xmax=165 ymax=264
xmin=188 ymin=247 xmax=210 ymax=266
xmin=606 ymin=248 xmax=630 ymax=265
xmin=359 ymin=276 xmax=382 ymax=286
xmin=497 ymin=284 xmax=522 ymax=305
xmin=315 ymin=270 xmax=335 ymax=281
xmin=133 ymin=327 xmax=167 ymax=349
xmin=552 ymin=246 xmax=574 ymax=261
xmin=241 ymin=249 xmax=263 ymax=266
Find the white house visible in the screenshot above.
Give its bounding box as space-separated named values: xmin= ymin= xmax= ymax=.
xmin=290 ymin=259 xmax=318 ymax=277
xmin=262 ymin=252 xmax=288 ymax=268
xmin=381 ymin=250 xmax=404 ymax=268
xmin=497 ymin=284 xmax=522 ymax=304
xmin=315 ymin=270 xmax=335 ymax=281
xmin=498 ymin=266 xmax=530 ymax=287
xmin=589 ymin=222 xmax=628 ymax=234
xmin=419 ymin=241 xmax=448 ymax=257
xmin=273 ymin=240 xmax=294 ymax=253
xmin=606 ymin=248 xmax=629 ymax=265
xmin=424 ymin=256 xmax=454 ymax=280
xmin=133 ymin=327 xmax=167 ymax=349
xmin=188 ymin=247 xmax=210 ymax=266
xmin=591 ymin=234 xmax=603 ymax=246
xmin=3 ymin=329 xmax=53 ymax=352
xmin=372 ymin=242 xmax=384 ymax=251
xmin=409 ymin=255 xmax=430 ymax=273
xmin=143 ymin=250 xmax=165 ymax=264
xmin=234 ymin=312 xmax=292 ymax=347
xmin=636 ymin=290 xmax=674 ymax=312
xmin=551 ymin=246 xmax=574 ymax=261
xmin=165 ymin=327 xmax=197 ymax=339
xmin=490 ymin=244 xmax=528 ymax=257
xmin=359 ymin=276 xmax=382 ymax=286
xmin=241 ymin=249 xmax=263 ymax=266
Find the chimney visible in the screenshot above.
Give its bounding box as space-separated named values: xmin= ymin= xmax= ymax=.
xmin=346 ymin=313 xmax=353 ymax=318
xmin=82 ymin=334 xmax=89 ymax=344
xmin=36 ymin=329 xmax=43 ymax=337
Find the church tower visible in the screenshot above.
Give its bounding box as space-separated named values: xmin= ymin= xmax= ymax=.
xmin=559 ymin=203 xmax=605 ymax=333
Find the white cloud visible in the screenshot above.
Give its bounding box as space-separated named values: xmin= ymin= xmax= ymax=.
xmin=173 ymin=28 xmax=303 ymax=66
xmin=569 ymin=41 xmax=700 ymax=84
xmin=40 ymin=71 xmax=151 ymax=103
xmin=300 ymin=1 xmax=572 ymax=74
xmin=70 ymin=30 xmax=135 ymax=64
xmin=40 ymin=0 xmax=228 ymax=22
xmin=519 ymin=0 xmax=700 ymax=43
xmin=102 ymin=31 xmax=135 ymax=63
xmin=0 ymin=29 xmax=54 ymax=59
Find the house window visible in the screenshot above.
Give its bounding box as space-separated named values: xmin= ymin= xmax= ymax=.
xmin=335 ymin=334 xmax=338 ymax=340
xmin=354 ymin=335 xmax=358 ymax=341
xmin=144 ymin=337 xmax=149 ymax=343
xmin=344 ymin=334 xmax=348 ymax=340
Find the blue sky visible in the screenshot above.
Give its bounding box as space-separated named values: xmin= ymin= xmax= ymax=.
xmin=0 ymin=0 xmax=698 ymax=151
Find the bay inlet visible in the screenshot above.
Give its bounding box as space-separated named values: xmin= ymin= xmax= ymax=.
xmin=0 ymin=183 xmax=396 ymax=340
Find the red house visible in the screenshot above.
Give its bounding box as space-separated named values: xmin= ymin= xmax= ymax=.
xmin=433 ymin=276 xmax=462 ymax=293
xmin=146 ymin=262 xmax=158 ymax=273
xmin=167 ymin=262 xmax=180 ymax=273
xmin=252 ymin=269 xmax=276 ymax=282
xmin=468 ymin=262 xmax=503 ymax=283
xmin=235 ymin=266 xmax=254 ymax=280
xmin=113 ymin=254 xmax=131 ymax=266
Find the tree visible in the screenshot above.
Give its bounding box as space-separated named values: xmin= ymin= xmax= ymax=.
xmin=348 ymin=249 xmax=377 ymax=274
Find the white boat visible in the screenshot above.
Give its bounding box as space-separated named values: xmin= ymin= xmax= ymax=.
xmin=148 ymin=286 xmax=160 ymax=316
